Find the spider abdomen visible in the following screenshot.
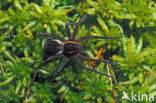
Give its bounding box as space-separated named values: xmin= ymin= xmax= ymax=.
xmin=63 ymin=41 xmax=81 ymax=56
xmin=44 ymin=39 xmax=63 ymax=55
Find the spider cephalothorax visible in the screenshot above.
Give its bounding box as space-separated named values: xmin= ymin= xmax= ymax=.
xmin=63 ymin=41 xmax=81 ymax=56
xmin=25 ymin=15 xmax=121 ymax=101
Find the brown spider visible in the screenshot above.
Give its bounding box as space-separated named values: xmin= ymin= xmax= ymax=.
xmin=25 ymin=15 xmax=121 ymax=101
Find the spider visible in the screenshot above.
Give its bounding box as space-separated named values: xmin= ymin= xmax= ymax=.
xmin=25 ymin=15 xmax=121 ymax=101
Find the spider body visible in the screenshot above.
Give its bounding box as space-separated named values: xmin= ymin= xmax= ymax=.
xmin=44 ymin=38 xmax=81 ymax=56
xmin=25 ymin=15 xmax=121 ymax=101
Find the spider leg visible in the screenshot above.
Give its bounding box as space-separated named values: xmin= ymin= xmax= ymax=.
xmin=33 ymin=33 xmax=65 ymax=41
xmin=79 ymin=51 xmax=88 ymax=56
xmin=65 ymin=22 xmax=77 ymax=40
xmin=25 ymin=54 xmax=63 ymax=102
xmin=49 ymin=57 xmax=69 ymax=84
xmin=72 ymin=15 xmax=87 ymax=40
xmin=77 ymin=53 xmax=118 ymax=64
xmin=73 ymin=55 xmax=112 ymax=78
xmin=78 ymin=36 xmax=121 ymax=42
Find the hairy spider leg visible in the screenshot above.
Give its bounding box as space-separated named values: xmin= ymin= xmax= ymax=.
xmin=78 ymin=53 xmax=117 ymax=64
xmin=33 ymin=33 xmax=66 ymax=41
xmin=72 ymin=15 xmax=87 ymax=40
xmin=79 ymin=51 xmax=88 ymax=56
xmin=25 ymin=54 xmax=63 ymax=102
xmin=49 ymin=57 xmax=69 ymax=84
xmin=78 ymin=36 xmax=122 ymax=42
xmin=73 ymin=55 xmax=112 ymax=78
xmin=35 ymin=54 xmax=64 ymax=71
xmin=65 ymin=22 xmax=77 ymax=40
